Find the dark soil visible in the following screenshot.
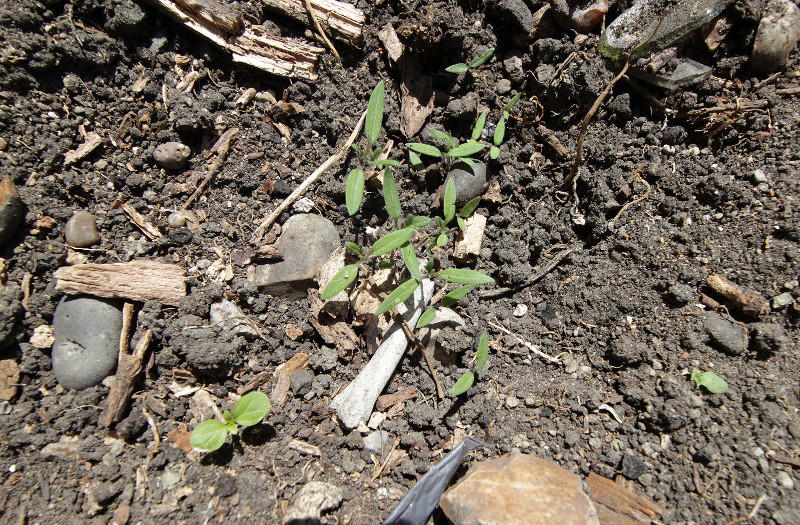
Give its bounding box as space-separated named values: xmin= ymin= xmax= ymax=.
xmin=1 ymin=0 xmax=799 ymax=523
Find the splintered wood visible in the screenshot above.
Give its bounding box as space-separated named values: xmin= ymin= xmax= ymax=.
xmin=587 ymin=473 xmax=661 ymax=524
xmin=261 ymin=0 xmax=364 ymax=44
xmin=706 ymin=273 xmax=770 ymax=319
xmin=54 ymin=260 xmax=187 ymax=306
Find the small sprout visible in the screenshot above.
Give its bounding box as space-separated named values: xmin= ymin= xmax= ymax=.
xmin=475 ymin=331 xmax=489 ymax=370
xmin=446 ymin=47 xmax=495 ymax=74
xmin=382 ymin=168 xmax=402 ymax=221
xmin=401 ymin=242 xmax=421 ymax=279
xmin=471 ymin=112 xmax=488 ymax=141
xmin=369 ymin=228 xmax=415 ymax=256
xmin=345 ymin=168 xmax=365 ymax=216
xmin=459 ymin=196 xmax=481 ymax=218
xmin=416 ymin=308 xmax=437 ymax=328
xmin=690 ymin=369 xmax=728 ymax=394
xmin=321 ymin=264 xmax=359 ymax=299
xmin=365 ymin=81 xmax=385 ymax=146
xmin=450 ymin=371 xmax=475 ymax=395
xmin=190 ymin=392 xmax=271 ymax=452
xmin=440 ymin=285 xmax=474 ymax=307
xmin=438 ymin=268 xmax=494 ymax=285
xmin=493 ymin=116 xmax=506 ymax=146
xmin=446 ymin=142 xmax=486 ymax=158
xmin=407 ymin=142 xmax=443 ymax=157
xmin=445 ymin=63 xmax=470 ymax=74
xmin=375 ymin=278 xmax=420 ymax=315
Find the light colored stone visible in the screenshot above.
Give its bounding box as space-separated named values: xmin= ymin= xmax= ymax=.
xmin=363 ymin=430 xmax=391 ymax=453
xmin=153 ymin=141 xmax=191 ymax=169
xmin=64 ymin=211 xmax=101 ymax=248
xmin=253 ymin=214 xmax=340 ymax=299
xmin=282 ymin=481 xmax=343 ymax=525
xmin=30 ymin=325 xmax=55 ymax=349
xmin=440 ymin=452 xmax=599 ymax=525
xmin=772 ymin=292 xmax=795 ymax=309
xmin=751 ymin=0 xmax=800 ymax=72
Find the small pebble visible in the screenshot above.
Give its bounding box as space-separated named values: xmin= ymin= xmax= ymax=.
xmin=753 ymin=169 xmax=769 ymax=184
xmin=772 ymin=292 xmax=794 ymax=309
xmin=751 ymin=0 xmax=800 ymax=72
xmin=64 ymin=211 xmax=101 ymax=248
xmin=621 ymin=454 xmax=647 ymax=480
xmin=704 ymin=312 xmax=747 ymax=355
xmin=496 ymin=78 xmax=512 ymax=94
xmin=513 ymin=304 xmax=528 ymax=317
xmin=153 ymin=141 xmax=191 ymax=170
xmin=777 ymin=471 xmax=795 ymax=489
xmin=167 ymin=211 xmax=187 ymax=229
xmin=505 ymin=395 xmax=520 ymax=408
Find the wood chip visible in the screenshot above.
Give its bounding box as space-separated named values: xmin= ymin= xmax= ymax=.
xmin=376 ymin=387 xmax=418 ymax=411
xmin=0 ymin=359 xmax=20 ymax=401
xmin=260 ymin=0 xmax=364 ymax=44
xmin=453 ymin=213 xmax=486 ymax=261
xmin=586 ymin=472 xmax=661 ymax=524
xmin=121 ymin=203 xmax=163 ymax=240
xmin=64 ymin=132 xmax=104 ymax=166
xmin=285 ymin=323 xmax=304 ymax=340
xmin=166 ymin=422 xmax=193 ymax=453
xmin=288 ymin=438 xmax=321 ymax=456
xmin=706 ymin=273 xmax=770 ymax=319
xmin=54 ymin=260 xmax=187 ymax=306
xmin=272 ymin=352 xmax=309 ymax=408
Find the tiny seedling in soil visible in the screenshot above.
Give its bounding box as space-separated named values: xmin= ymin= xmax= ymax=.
xmin=690 ymin=369 xmax=728 ymax=394
xmin=445 ymin=47 xmax=495 ymax=74
xmin=189 ymin=391 xmax=271 ymax=451
xmin=450 ymin=331 xmax=489 ymax=395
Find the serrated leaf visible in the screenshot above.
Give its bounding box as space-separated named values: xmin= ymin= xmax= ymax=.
xmin=690 ymin=369 xmax=728 ymax=394
xmin=475 ymin=331 xmax=489 ymax=370
xmin=190 ymin=419 xmax=229 ymax=451
xmin=232 ymin=391 xmax=271 ymax=426
xmin=439 ymin=269 xmax=494 ymax=285
xmin=447 ymin=142 xmax=486 ymax=158
xmin=375 ymin=278 xmax=420 ymax=315
xmin=416 ymin=308 xmax=437 ymax=328
xmin=345 ymin=242 xmax=363 ymax=256
xmin=469 ymin=47 xmax=494 ymax=67
xmin=445 ymin=63 xmax=469 ymax=73
xmin=440 ymin=285 xmax=474 ymax=307
xmin=375 ymin=159 xmax=402 ymax=168
xmin=493 ymin=116 xmax=506 ymax=146
xmin=459 ymin=196 xmax=481 ymax=218
xmin=401 ymin=242 xmax=420 ymax=279
xmin=489 ymin=145 xmax=500 ymax=159
xmin=436 ymin=232 xmax=448 ymax=247
xmin=369 ymin=228 xmax=415 ymax=256
xmin=408 ymin=150 xmax=426 ymax=172
xmin=407 ymin=143 xmax=442 ymax=157
xmin=365 ymin=81 xmax=385 ymax=145
xmin=382 ymin=168 xmax=402 ymax=220
xmin=504 ymin=93 xmax=521 ymax=112
xmin=345 ymin=168 xmax=365 ymax=216
xmin=471 ymin=112 xmax=487 ymax=141
xmin=450 ymin=372 xmax=475 ymax=395
xmin=443 ymin=177 xmax=456 ymax=223
xmin=410 ymin=216 xmax=431 ymax=229
xmin=321 ymin=264 xmax=359 ymax=299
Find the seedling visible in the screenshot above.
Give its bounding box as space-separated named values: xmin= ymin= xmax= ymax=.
xmin=445 ymin=47 xmax=495 ymax=74
xmin=450 ymin=331 xmax=490 ymax=395
xmin=189 ymin=391 xmax=271 ymax=451
xmin=690 ymin=369 xmax=728 ymax=394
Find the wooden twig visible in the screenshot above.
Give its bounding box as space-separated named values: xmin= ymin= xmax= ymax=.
xmin=399 ymin=317 xmax=444 ymax=400
xmin=303 ymin=0 xmax=340 ymax=59
xmin=706 ymin=274 xmax=770 ymax=319
xmin=121 ymin=202 xmax=163 ymax=240
xmin=488 ymin=320 xmax=560 ymax=364
xmin=250 ymin=111 xmax=366 ymax=243
xmin=181 ymin=128 xmax=238 ymax=211
xmin=100 ymin=321 xmax=153 ymax=427
xmin=260 ymin=0 xmax=364 ymax=45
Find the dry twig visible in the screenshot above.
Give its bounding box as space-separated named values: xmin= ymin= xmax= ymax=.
xmin=488 ymin=320 xmax=560 ymax=364
xmin=181 ymin=128 xmax=238 ymax=211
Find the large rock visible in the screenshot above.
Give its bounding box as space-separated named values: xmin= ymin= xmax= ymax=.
xmin=440 ymin=452 xmax=599 ymax=525
xmin=751 ymin=0 xmax=800 ymax=72
xmin=253 ymin=214 xmax=340 ymax=299
xmin=52 ymin=296 xmax=123 ymax=389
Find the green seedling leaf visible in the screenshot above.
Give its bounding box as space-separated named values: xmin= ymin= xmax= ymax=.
xmin=365 ymin=81 xmax=385 ymax=146
xmin=222 ymin=410 xmax=233 ymax=423
xmin=436 ymin=232 xmax=448 ymax=247
xmin=440 ymin=285 xmax=474 ymax=307
xmin=443 ymin=177 xmax=457 ymax=223
xmin=321 ymin=264 xmax=359 ymax=299
xmin=232 ymin=391 xmax=271 ymax=426
xmin=690 ymin=369 xmax=728 ymax=394
xmin=375 ymin=159 xmax=402 ymax=168
xmin=471 ymin=112 xmax=488 ymax=141
xmin=370 ymin=228 xmax=415 ymax=256
xmin=439 ymin=269 xmax=494 ymax=285
xmin=493 ymin=116 xmax=506 ymax=146
xmin=489 ymin=145 xmax=500 ymax=159
xmin=371 ymin=147 xmax=382 ymax=161
xmin=382 ymin=168 xmax=402 ymax=220
xmin=445 ymin=63 xmax=469 ymax=73
xmin=351 ymin=143 xmax=360 ymax=155
xmin=457 ymin=216 xmax=466 ymax=230
xmin=409 ymin=216 xmax=431 ymax=229
xmin=475 ymin=331 xmax=489 ymax=370
xmin=379 ymin=258 xmax=395 ymax=268
xmin=375 ymin=278 xmax=420 ymax=315
xmin=469 ymin=47 xmax=494 ymax=67
xmin=407 ymin=143 xmax=443 ymax=157
xmin=447 ymin=141 xmax=486 ymax=158
xmin=226 ymin=421 xmax=238 ymax=434
xmin=190 ymin=419 xmax=229 ymax=451
xmin=408 ymin=150 xmax=426 ymax=172
xmin=459 ymin=196 xmax=481 ymax=218
xmin=416 ymin=308 xmax=437 ymax=328
xmin=345 ymin=242 xmax=363 ymax=256
xmin=401 ymin=242 xmax=421 ymax=279
xmin=504 ymin=92 xmax=521 ymax=112
xmin=428 ymin=128 xmax=453 ymax=144
xmin=345 ymin=168 xmax=365 ymax=216
xmin=450 ymin=372 xmax=475 ymax=395
xmin=425 ymin=259 xmax=436 ymax=271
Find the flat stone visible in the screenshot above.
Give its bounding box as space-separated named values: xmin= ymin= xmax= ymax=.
xmin=703 ymin=312 xmax=747 ymax=355
xmin=440 ymin=452 xmax=599 ymax=525
xmin=64 ymin=211 xmax=101 ymax=248
xmin=363 ymin=430 xmax=391 ymax=453
xmin=751 ymin=0 xmax=800 ymax=72
xmin=0 ymin=176 xmax=23 ymax=246
xmin=52 ymin=296 xmax=123 ymax=389
xmin=447 ymin=162 xmax=488 ymax=205
xmin=772 ymin=292 xmax=795 ymax=309
xmin=621 ymin=454 xmax=647 ymax=480
xmin=290 ymin=368 xmax=314 ymax=396
xmin=253 ymin=214 xmax=340 ymax=299
xmin=487 ymin=0 xmax=534 ymax=32
xmin=153 ymin=141 xmax=191 ymax=169
xmin=282 ymin=481 xmax=343 ymax=525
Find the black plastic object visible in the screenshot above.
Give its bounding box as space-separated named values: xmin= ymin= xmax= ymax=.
xmin=383 ymin=436 xmax=488 ymax=525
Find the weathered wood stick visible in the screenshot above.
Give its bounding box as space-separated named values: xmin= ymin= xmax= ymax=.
xmin=54 ymin=260 xmax=187 ymax=306
xmin=706 ymin=273 xmax=770 ymax=319
xmin=261 ymin=0 xmax=364 ymax=45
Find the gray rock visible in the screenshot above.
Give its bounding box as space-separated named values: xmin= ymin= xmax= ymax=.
xmin=665 ymin=282 xmax=695 ymax=306
xmin=105 ymin=0 xmax=147 ymax=38
xmin=445 ymin=92 xmax=479 ymax=121
xmin=64 ymin=211 xmax=101 ymax=248
xmin=253 ymin=214 xmax=340 ymax=299
xmin=751 ymin=0 xmax=800 ymax=72
xmin=282 ymin=481 xmax=343 ymax=525
xmin=704 ymin=312 xmax=747 ymax=355
xmin=621 ymin=454 xmax=647 ymax=480
xmin=772 ymin=291 xmax=795 ymax=309
xmin=0 ymin=283 xmax=22 ymax=348
xmin=52 ymin=296 xmax=123 ymax=389
xmin=290 ymin=368 xmax=314 ymax=396
xmin=153 ymin=141 xmax=191 ymax=170
xmin=363 ymin=430 xmax=391 ymax=453
xmin=488 ymin=0 xmax=534 ymax=32
xmin=749 ymin=322 xmax=789 ymax=354
xmin=0 ymin=177 xmax=23 ymax=246
xmin=502 ymin=50 xmax=526 ymax=86
xmin=447 ymin=162 xmax=488 ymax=205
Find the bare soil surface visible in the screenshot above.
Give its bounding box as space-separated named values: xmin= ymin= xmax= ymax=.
xmin=1 ymin=0 xmax=799 ymax=523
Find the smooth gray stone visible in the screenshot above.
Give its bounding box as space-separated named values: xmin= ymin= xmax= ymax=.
xmin=704 ymin=311 xmax=747 ymax=356
xmin=153 ymin=141 xmax=191 ymax=170
xmin=64 ymin=211 xmax=101 ymax=248
xmin=447 ymin=161 xmax=488 ymax=205
xmin=52 ymin=296 xmax=122 ymax=389
xmin=752 ymin=0 xmax=800 ymax=72
xmin=253 ymin=214 xmax=340 ymax=299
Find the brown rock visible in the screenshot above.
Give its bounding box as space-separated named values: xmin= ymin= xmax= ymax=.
xmin=440 ymin=452 xmax=599 ymax=525
xmin=64 ymin=210 xmax=101 ymax=248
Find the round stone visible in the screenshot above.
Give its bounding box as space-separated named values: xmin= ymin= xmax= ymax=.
xmin=167 ymin=211 xmax=187 ymax=229
xmin=446 ymin=161 xmax=488 ymax=205
xmin=64 ymin=211 xmax=101 ymax=248
xmin=153 ymin=141 xmax=191 ymax=169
